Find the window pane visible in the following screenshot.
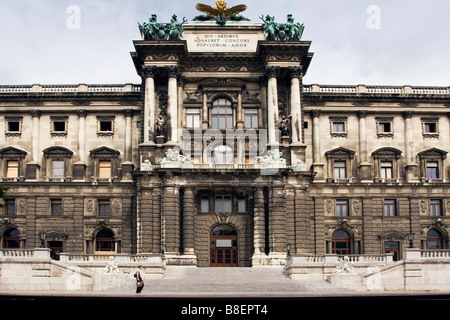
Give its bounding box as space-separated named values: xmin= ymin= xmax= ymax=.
xmin=427 ymin=161 xmax=439 ymax=178
xmin=201 ymin=196 xmax=209 ymax=213
xmin=334 ymin=161 xmax=346 ymax=178
xmin=238 ymin=197 xmax=246 ymax=213
xmin=333 ymin=122 xmax=345 ymax=132
xmin=336 ymin=200 xmax=348 ymax=216
xmin=99 ymin=161 xmax=111 ymax=179
xmin=99 ymin=203 xmax=111 ymax=216
xmin=52 ymin=160 xmax=65 ymax=178
xmin=381 ymin=161 xmax=393 ymax=179
xmin=5 ymin=199 xmax=16 ymax=216
xmin=6 ymin=161 xmax=18 ymax=178
xmin=383 ymin=200 xmax=396 ymax=216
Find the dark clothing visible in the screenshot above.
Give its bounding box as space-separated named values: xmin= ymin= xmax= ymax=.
xmin=135 ymin=269 xmax=144 ymax=293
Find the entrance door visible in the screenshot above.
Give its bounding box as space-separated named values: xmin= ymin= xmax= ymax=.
xmin=210 ymin=225 xmax=238 ymax=267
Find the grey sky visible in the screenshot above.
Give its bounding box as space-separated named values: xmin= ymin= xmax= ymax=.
xmin=1 ymin=0 xmax=449 ymax=86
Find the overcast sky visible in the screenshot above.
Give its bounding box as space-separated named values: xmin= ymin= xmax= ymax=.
xmin=1 ymin=0 xmax=449 ymax=86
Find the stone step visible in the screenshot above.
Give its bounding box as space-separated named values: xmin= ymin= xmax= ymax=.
xmin=143 ymin=267 xmax=348 ymax=293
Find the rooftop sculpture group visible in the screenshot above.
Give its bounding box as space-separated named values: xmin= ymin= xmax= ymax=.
xmin=138 ymin=14 xmax=185 ymax=41
xmin=138 ymin=1 xmax=304 ymax=39
xmin=260 ymin=14 xmax=305 ymax=41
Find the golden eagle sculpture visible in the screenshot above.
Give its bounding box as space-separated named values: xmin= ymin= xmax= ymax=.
xmin=196 ymin=0 xmax=247 ymax=18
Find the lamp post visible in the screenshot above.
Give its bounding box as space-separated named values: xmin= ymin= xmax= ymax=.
xmin=39 ymin=231 xmax=47 ymax=248
xmin=285 ymin=243 xmax=292 ymax=257
xmin=408 ymin=232 xmax=415 ymax=248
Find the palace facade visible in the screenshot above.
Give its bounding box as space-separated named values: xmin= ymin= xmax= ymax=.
xmin=1 ymin=6 xmax=449 ymax=267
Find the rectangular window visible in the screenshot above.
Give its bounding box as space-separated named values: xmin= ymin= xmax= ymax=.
xmin=383 ymin=199 xmax=396 ymax=216
xmin=5 ymin=199 xmax=16 ymax=216
xmin=215 ymin=195 xmax=232 ymax=213
xmin=238 ymin=197 xmax=246 ymax=213
xmin=51 ymin=199 xmax=63 ymax=216
xmin=244 ymin=109 xmax=258 ymax=128
xmin=99 ymin=201 xmax=111 ymax=216
xmin=52 ymin=160 xmax=65 ymax=179
xmin=99 ymin=121 xmax=113 ymax=132
xmin=7 ymin=121 xmax=20 ymax=132
xmin=381 ymin=161 xmax=393 ymax=179
xmin=201 ymin=195 xmax=209 ymax=213
xmin=6 ymin=160 xmax=18 ymax=178
xmin=98 ymin=160 xmax=111 ymax=179
xmin=186 ymin=109 xmax=201 ymax=128
xmin=424 ymin=122 xmax=437 ymax=133
xmin=53 ymin=121 xmax=66 ymax=132
xmin=333 ymin=161 xmax=346 ymax=179
xmin=426 ymin=161 xmax=439 ymax=179
xmin=332 ymin=122 xmax=345 ymax=133
xmin=430 ymin=200 xmax=442 ymax=216
xmin=336 ymin=200 xmax=349 ymax=217
xmin=378 ymin=122 xmax=392 ymax=133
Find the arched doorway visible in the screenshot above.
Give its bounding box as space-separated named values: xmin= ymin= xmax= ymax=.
xmin=332 ymin=230 xmax=351 ymax=255
xmin=3 ymin=228 xmax=20 ymax=248
xmin=95 ymin=229 xmax=115 ymax=254
xmin=210 ymin=224 xmax=237 ymax=267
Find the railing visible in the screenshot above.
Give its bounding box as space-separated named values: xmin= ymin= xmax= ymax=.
xmin=0 ymin=84 xmax=141 ymax=94
xmin=290 ymin=253 xmax=394 ymax=265
xmin=1 ymin=84 xmax=448 ymax=95
xmin=420 ymin=249 xmax=450 ymax=259
xmin=303 ymin=84 xmax=450 ymax=95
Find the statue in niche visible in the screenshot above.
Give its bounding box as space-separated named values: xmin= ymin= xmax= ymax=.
xmin=278 ymin=114 xmax=292 ymax=137
xmin=155 ymin=114 xmax=167 ymax=138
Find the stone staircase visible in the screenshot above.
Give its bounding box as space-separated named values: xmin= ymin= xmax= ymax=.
xmin=146 ymin=266 xmax=348 ymax=294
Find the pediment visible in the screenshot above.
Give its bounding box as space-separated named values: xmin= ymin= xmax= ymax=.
xmin=89 ymin=146 xmax=120 ymax=158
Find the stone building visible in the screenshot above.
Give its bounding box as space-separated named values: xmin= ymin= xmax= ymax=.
xmin=0 ymin=2 xmax=449 ymax=267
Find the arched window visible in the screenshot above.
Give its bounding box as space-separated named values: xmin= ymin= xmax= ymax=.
xmin=426 ymin=229 xmax=443 ymax=249
xmin=3 ymin=228 xmax=20 ymax=248
xmin=212 ymin=98 xmax=233 ymax=129
xmin=95 ymin=229 xmax=115 ymax=253
xmin=332 ymin=230 xmax=351 ymax=255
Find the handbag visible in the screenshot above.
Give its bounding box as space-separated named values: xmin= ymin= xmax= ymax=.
xmin=136 ymin=280 xmax=144 ymax=287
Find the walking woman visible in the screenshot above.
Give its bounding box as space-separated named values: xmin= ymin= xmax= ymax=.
xmin=135 ymin=265 xmax=144 ymax=293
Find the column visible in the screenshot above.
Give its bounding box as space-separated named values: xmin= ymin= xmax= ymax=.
xmin=311 ymin=109 xmax=321 ymax=164
xmin=253 ymin=187 xmax=266 ymax=255
xmin=74 ymin=109 xmax=87 ymax=180
xmin=358 ymin=110 xmax=372 ymax=181
xmin=76 ymin=109 xmax=87 ymax=163
xmin=30 ymin=109 xmax=41 ymax=163
xmin=167 ymin=66 xmax=179 ymax=144
xmin=28 ymin=110 xmax=41 ymax=180
xmin=266 ymin=67 xmax=279 ymax=145
xmin=123 ymin=109 xmax=134 ymax=162
xmin=122 ymin=109 xmax=135 ymax=180
xmin=237 ymin=89 xmax=243 ymax=129
xmin=310 ymin=109 xmax=324 ymax=180
xmin=183 ymin=187 xmax=196 ymax=255
xmin=290 ymin=67 xmax=302 ymax=144
xmin=403 ymin=111 xmax=419 ymax=182
xmin=142 ymin=66 xmax=156 ymax=143
xmin=201 ymin=88 xmax=208 ymax=130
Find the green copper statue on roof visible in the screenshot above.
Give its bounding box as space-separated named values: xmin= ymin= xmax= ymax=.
xmin=139 ymin=14 xmax=185 ymax=41
xmin=261 ymin=14 xmax=305 ymax=41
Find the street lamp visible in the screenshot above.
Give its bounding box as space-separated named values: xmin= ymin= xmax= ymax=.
xmin=285 ymin=243 xmax=292 ymax=257
xmin=39 ymin=231 xmax=47 ymax=248
xmin=408 ymin=232 xmax=415 ymax=248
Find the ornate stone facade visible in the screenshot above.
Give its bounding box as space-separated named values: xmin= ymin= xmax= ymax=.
xmin=0 ymin=9 xmax=449 ymax=268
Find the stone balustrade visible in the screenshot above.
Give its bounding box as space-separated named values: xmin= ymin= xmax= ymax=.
xmin=303 ymin=84 xmax=450 ymax=95
xmin=0 ymin=83 xmax=141 ymax=93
